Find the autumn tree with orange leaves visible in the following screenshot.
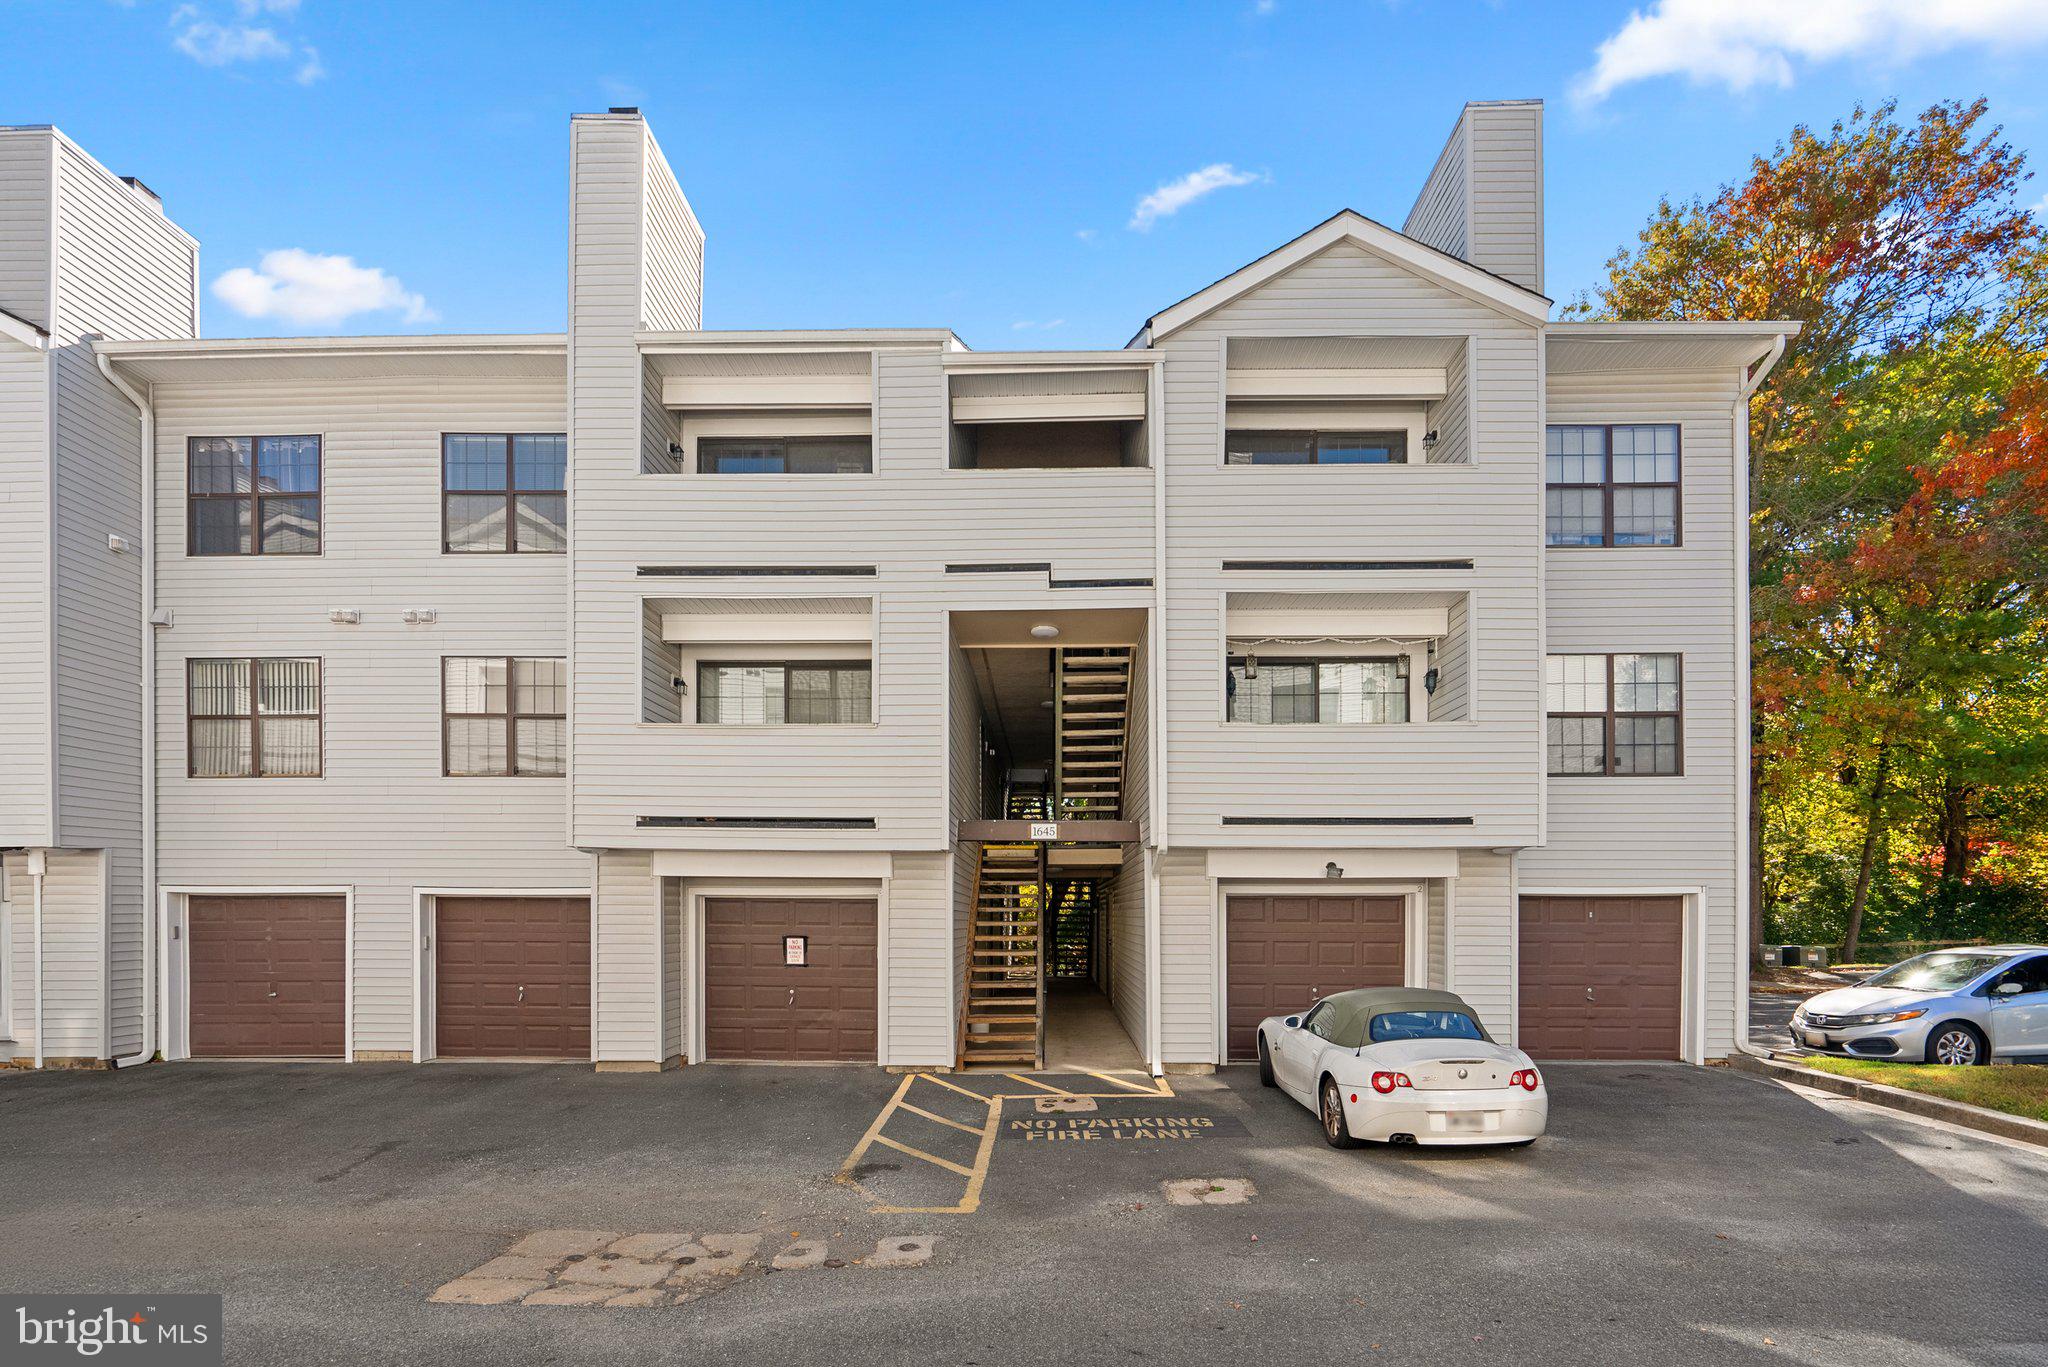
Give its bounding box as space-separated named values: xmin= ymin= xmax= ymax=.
xmin=1575 ymin=99 xmax=2048 ymax=961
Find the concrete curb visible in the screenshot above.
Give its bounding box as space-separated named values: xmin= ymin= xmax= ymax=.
xmin=1724 ymin=1051 xmax=2048 ymax=1150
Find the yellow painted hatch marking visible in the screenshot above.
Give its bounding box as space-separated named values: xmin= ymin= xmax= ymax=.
xmin=838 ymin=1072 xmax=1177 ymax=1215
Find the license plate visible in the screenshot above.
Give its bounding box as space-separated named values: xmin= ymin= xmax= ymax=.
xmin=1440 ymin=1112 xmax=1484 ymax=1133
xmin=1802 ymin=1031 xmax=1828 ymax=1048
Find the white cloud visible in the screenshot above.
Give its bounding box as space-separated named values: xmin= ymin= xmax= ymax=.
xmin=212 ymin=249 xmax=434 ymax=327
xmin=169 ymin=2 xmax=322 ymax=83
xmin=1253 ymin=0 xmax=1278 ymax=14
xmin=1128 ymin=163 xmax=1264 ymax=231
xmin=1574 ymin=0 xmax=2048 ymax=105
xmin=172 ymin=15 xmax=290 ymax=65
xmin=1075 ymin=228 xmax=1098 ymax=243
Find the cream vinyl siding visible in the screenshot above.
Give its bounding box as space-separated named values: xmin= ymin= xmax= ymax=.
xmin=1526 ymin=367 xmax=1746 ymax=1055
xmin=1463 ymin=104 xmax=1543 ymax=295
xmin=640 ymin=135 xmax=703 ymax=332
xmin=1402 ymin=115 xmax=1467 ymax=261
xmin=47 ymin=133 xmax=199 ymax=1057
xmin=568 ymin=113 xmax=654 ymax=854
xmin=0 ymin=128 xmax=53 ymax=324
xmin=0 ymin=344 xmax=50 ymax=845
xmin=2 ymin=849 xmax=104 ymax=1060
xmin=1121 ymin=636 xmax=1151 ymax=845
xmin=1109 ymin=846 xmax=1148 ymax=1051
xmin=947 ymin=642 xmax=981 ymax=1028
xmin=1156 ymin=241 xmax=1544 ymax=849
xmin=660 ymin=876 xmax=683 ymax=1062
xmin=574 ymin=342 xmax=1154 ymax=848
xmin=1155 ymin=846 xmax=1213 ymax=1064
xmin=888 ymin=850 xmax=954 ymax=1065
xmin=594 ymin=849 xmax=658 ymax=1062
xmin=0 ymin=135 xmax=53 ymax=848
xmin=1449 ymin=852 xmax=1513 ymax=1040
xmin=1426 ymin=880 xmax=1448 ymax=990
xmin=151 ymin=374 xmax=584 ymax=1057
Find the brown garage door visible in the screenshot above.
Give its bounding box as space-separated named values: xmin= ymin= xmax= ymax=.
xmin=1518 ymin=896 xmax=1683 ymax=1059
xmin=435 ymin=896 xmax=591 ymax=1059
xmin=704 ymin=897 xmax=876 ymax=1061
xmin=1225 ymin=895 xmax=1405 ymax=1061
xmin=189 ymin=895 xmax=346 ymax=1057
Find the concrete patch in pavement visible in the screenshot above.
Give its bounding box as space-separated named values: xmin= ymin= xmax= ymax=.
xmin=1162 ymin=1178 xmax=1255 ymax=1206
xmin=507 ymin=1229 xmax=619 ymax=1260
xmin=770 ymin=1240 xmax=829 ymax=1270
xmin=433 ymin=1227 xmax=938 ymax=1309
xmin=864 ymin=1236 xmax=936 ymax=1268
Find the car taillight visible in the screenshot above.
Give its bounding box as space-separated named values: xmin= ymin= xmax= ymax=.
xmin=1510 ymin=1069 xmax=1541 ymax=1092
xmin=1370 ymin=1071 xmax=1412 ymax=1094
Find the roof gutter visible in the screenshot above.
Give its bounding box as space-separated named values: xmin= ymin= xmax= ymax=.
xmin=94 ymin=347 xmax=157 ymax=1070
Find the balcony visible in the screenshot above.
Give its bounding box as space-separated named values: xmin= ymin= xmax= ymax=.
xmin=945 ymin=351 xmax=1158 ymax=470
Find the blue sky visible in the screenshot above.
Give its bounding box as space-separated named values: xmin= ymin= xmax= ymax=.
xmin=9 ymin=1 xmax=2048 ymax=347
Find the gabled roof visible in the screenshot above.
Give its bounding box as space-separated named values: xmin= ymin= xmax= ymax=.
xmin=1132 ymin=209 xmax=1553 ymax=346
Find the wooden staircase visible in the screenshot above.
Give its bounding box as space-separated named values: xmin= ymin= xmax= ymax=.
xmin=957 ymin=842 xmax=1046 ymax=1068
xmin=1055 ymin=647 xmax=1131 ymax=820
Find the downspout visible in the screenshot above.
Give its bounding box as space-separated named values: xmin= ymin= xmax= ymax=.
xmin=29 ymin=849 xmax=46 ymax=1069
xmin=1145 ymin=356 xmax=1167 ymax=1076
xmin=95 ymin=349 xmax=156 ymax=1069
xmin=1730 ymin=331 xmax=1787 ymax=1059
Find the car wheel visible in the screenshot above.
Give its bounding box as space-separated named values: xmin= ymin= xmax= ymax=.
xmin=1257 ymin=1036 xmax=1276 ymax=1088
xmin=1319 ymin=1077 xmax=1364 ymax=1149
xmin=1926 ymin=1022 xmax=1988 ymax=1066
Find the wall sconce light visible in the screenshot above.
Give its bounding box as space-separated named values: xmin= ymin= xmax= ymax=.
xmin=1423 ymin=642 xmax=1439 ymax=695
xmin=1421 ymin=429 xmax=1440 ymax=451
xmin=668 ymin=441 xmax=685 ymax=456
xmin=1324 ymin=861 xmax=1343 ymax=879
xmin=671 ymin=675 xmax=688 ymax=693
xmin=1244 ymin=651 xmax=1259 ymax=679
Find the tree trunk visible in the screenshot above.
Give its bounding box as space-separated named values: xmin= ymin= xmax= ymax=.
xmin=1843 ymin=747 xmax=1893 ymax=962
xmin=1938 ymin=779 xmax=1972 ymax=882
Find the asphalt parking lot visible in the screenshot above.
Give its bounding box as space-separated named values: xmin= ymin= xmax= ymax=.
xmin=3 ymin=1060 xmax=2046 ymax=1365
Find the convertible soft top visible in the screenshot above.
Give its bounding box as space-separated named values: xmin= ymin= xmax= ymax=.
xmin=1315 ymin=987 xmax=1493 ymax=1049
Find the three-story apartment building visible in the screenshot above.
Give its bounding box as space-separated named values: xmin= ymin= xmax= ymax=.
xmin=1 ymin=103 xmax=1790 ymax=1074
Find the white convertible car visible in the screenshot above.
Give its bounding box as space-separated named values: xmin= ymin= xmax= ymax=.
xmin=1257 ymin=987 xmax=1547 ymax=1148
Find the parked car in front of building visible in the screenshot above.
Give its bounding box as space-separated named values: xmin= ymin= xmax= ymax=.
xmin=1791 ymin=946 xmax=2048 ymax=1065
xmin=1257 ymin=988 xmax=1547 ymax=1148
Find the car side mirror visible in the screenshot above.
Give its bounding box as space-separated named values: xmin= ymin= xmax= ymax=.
xmin=1993 ymin=982 xmax=2023 ymax=997
xmin=1283 ymin=1015 xmax=1301 ymax=1029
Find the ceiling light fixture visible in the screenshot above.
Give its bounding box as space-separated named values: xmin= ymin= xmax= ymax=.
xmin=1030 ymin=624 xmax=1060 ymax=640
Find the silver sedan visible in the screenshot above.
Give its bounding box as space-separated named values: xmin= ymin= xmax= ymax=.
xmin=1791 ymin=945 xmax=2048 ymax=1065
